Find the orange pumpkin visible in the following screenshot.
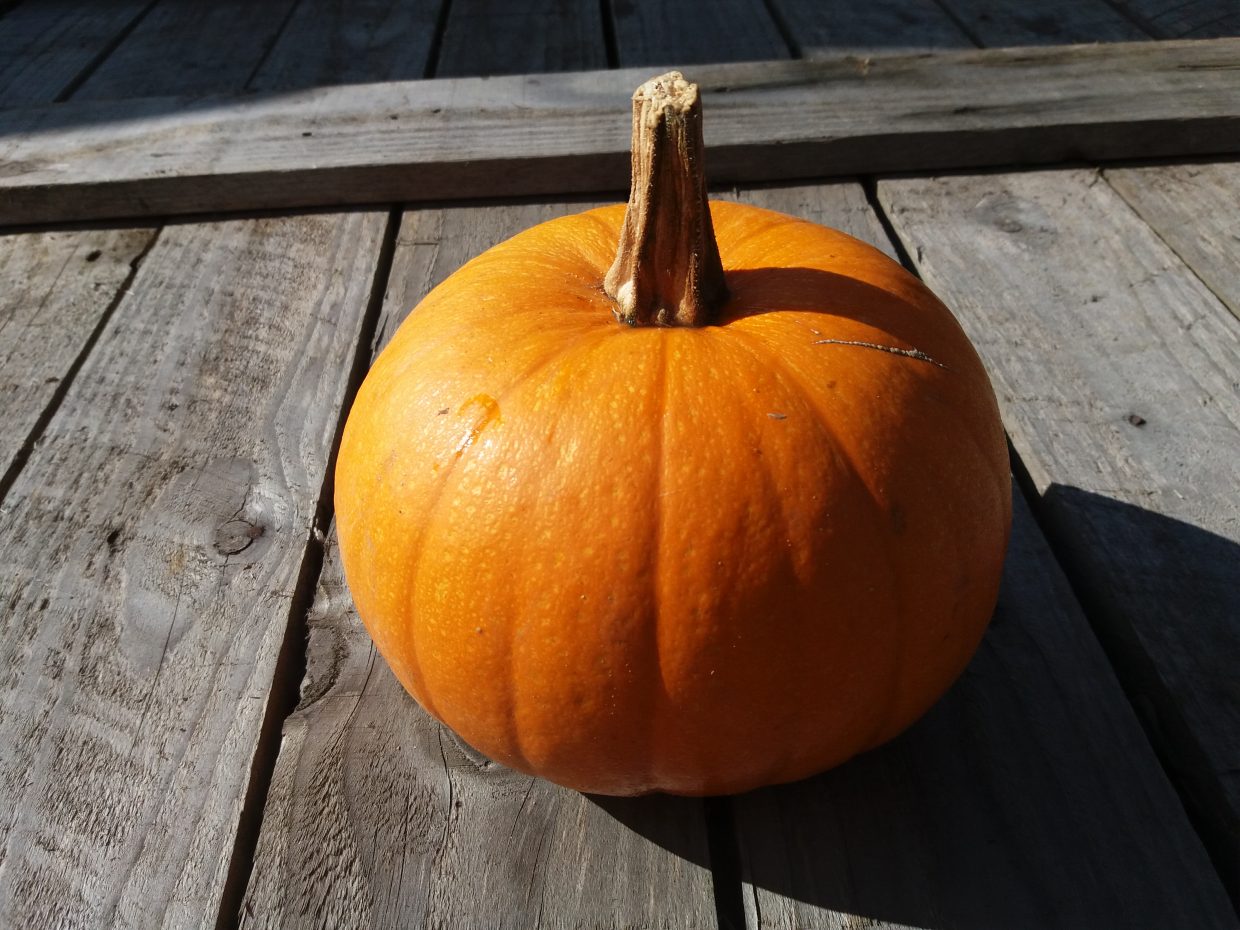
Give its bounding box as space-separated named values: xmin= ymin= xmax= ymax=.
xmin=335 ymin=72 xmax=1010 ymax=796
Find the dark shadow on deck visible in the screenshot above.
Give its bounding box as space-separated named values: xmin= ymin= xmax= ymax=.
xmin=589 ymin=487 xmax=1239 ymax=928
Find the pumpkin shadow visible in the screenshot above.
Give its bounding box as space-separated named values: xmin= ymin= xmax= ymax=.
xmin=587 ymin=486 xmax=1237 ymax=928
xmin=713 ymin=264 xmax=973 ymax=374
xmin=719 ymin=264 xmax=927 ymax=325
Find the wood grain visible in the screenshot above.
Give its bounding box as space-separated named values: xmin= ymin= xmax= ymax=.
xmin=434 ymin=0 xmax=607 ymax=76
xmin=937 ymin=0 xmax=1146 ymax=45
xmin=735 ymin=492 xmax=1237 ymax=929
xmin=1109 ymin=0 xmax=1240 ymax=38
xmin=249 ymin=0 xmax=445 ymax=92
xmin=0 ymin=209 xmax=389 ymax=927
xmin=878 ymin=167 xmax=1240 ymax=905
xmin=769 ymin=0 xmax=971 ymax=55
xmin=0 ymin=225 xmax=154 ymax=486
xmin=0 ymin=0 xmax=151 ymax=105
xmin=1105 ymin=161 xmax=1240 ymax=322
xmin=4 ymin=38 xmax=1239 ymax=225
xmin=240 ymin=201 xmax=719 ymax=929
xmin=609 ymin=0 xmax=789 ymax=66
xmin=0 ymin=0 xmax=439 ymax=501
xmin=70 ymin=0 xmax=299 ymax=100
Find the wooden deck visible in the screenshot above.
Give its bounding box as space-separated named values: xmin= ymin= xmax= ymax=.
xmin=1 ymin=0 xmax=1239 ymax=927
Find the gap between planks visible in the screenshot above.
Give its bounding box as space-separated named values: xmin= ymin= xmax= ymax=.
xmin=237 ymin=198 xmax=721 ymax=930
xmin=0 ymin=226 xmax=158 ymax=507
xmin=212 ymin=206 xmax=403 ymax=930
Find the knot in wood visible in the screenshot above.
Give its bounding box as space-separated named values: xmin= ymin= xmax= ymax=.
xmin=213 ymin=518 xmax=264 ymax=556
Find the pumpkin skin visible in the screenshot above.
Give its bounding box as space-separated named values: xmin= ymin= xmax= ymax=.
xmin=335 ymin=200 xmax=1011 ymax=796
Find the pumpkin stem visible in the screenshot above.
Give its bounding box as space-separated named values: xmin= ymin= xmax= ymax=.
xmin=604 ymin=72 xmax=728 ymax=327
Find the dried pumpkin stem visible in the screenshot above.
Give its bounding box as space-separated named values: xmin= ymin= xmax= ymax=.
xmin=605 ymin=72 xmax=728 ymax=327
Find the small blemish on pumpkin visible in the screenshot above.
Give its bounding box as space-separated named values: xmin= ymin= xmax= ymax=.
xmin=437 ymin=407 xmax=449 ymax=415
xmin=767 ymin=412 xmax=787 ymax=420
xmin=475 ymin=627 xmax=484 ymax=634
xmin=452 ymin=393 xmax=502 ymax=458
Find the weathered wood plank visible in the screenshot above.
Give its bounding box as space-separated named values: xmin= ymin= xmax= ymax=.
xmin=1109 ymin=0 xmax=1240 ymax=38
xmin=736 ymin=491 xmax=1237 ymax=929
xmin=1106 ymin=161 xmax=1240 ymax=323
xmin=0 ymin=225 xmax=154 ymax=487
xmin=769 ymin=0 xmax=971 ymax=55
xmin=241 ymin=200 xmax=718 ymax=929
xmin=938 ymin=0 xmax=1147 ymax=44
xmin=434 ymin=0 xmax=607 ymax=77
xmin=4 ymin=38 xmax=1239 ymax=225
xmin=249 ymin=0 xmax=445 ymax=92
xmin=0 ymin=209 xmax=389 ymax=927
xmin=878 ymin=167 xmax=1240 ymax=905
xmin=610 ymin=0 xmax=789 ymax=66
xmin=71 ymin=0 xmax=298 ymax=100
xmin=1 ymin=0 xmax=459 ymax=514
xmin=0 ymin=0 xmax=152 ymax=105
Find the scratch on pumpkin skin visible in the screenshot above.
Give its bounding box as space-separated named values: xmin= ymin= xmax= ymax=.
xmin=812 ymin=338 xmax=949 ymax=370
xmin=452 ymin=392 xmax=502 ymax=459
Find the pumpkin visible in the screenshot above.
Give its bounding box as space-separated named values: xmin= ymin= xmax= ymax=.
xmin=335 ymin=72 xmax=1011 ymax=796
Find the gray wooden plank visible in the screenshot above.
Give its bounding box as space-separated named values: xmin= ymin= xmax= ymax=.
xmin=241 ymin=200 xmax=718 ymax=930
xmin=610 ymin=0 xmax=789 ymax=66
xmin=938 ymin=0 xmax=1147 ymax=44
xmin=0 ymin=225 xmax=154 ymax=486
xmin=878 ymin=167 xmax=1240 ymax=906
xmin=736 ymin=490 xmax=1237 ymax=929
xmin=0 ymin=0 xmax=437 ymax=507
xmin=70 ymin=0 xmax=298 ymax=100
xmin=1105 ymin=161 xmax=1240 ymax=323
xmin=4 ymin=38 xmax=1240 ymax=225
xmin=249 ymin=0 xmax=444 ymax=92
xmin=768 ymin=0 xmax=971 ymax=55
xmin=0 ymin=0 xmax=151 ymax=105
xmin=0 ymin=208 xmax=389 ymax=927
xmin=1109 ymin=0 xmax=1240 ymax=37
xmin=434 ymin=0 xmax=607 ymax=77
